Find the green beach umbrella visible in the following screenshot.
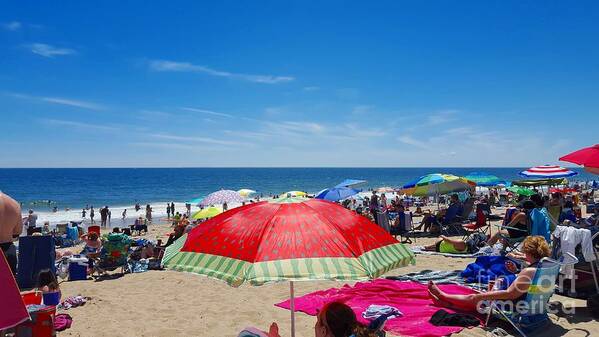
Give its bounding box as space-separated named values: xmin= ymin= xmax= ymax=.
xmin=162 ymin=198 xmax=414 ymax=337
xmin=508 ymin=186 xmax=536 ymax=196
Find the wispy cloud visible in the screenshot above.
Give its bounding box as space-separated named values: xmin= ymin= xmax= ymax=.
xmin=39 ymin=118 xmax=119 ymax=132
xmin=3 ymin=21 xmax=21 ymax=31
xmin=427 ymin=109 xmax=458 ymax=125
xmin=7 ymin=92 xmax=103 ymax=110
xmin=397 ymin=135 xmax=431 ymax=149
xmin=149 ymin=60 xmax=294 ymax=84
xmin=137 ymin=110 xmax=172 ymax=121
xmin=26 ymin=43 xmax=76 ymax=57
xmin=351 ymin=105 xmax=374 ymax=115
xmin=181 ymin=107 xmax=233 ymax=118
xmin=152 ymin=133 xmax=247 ymax=147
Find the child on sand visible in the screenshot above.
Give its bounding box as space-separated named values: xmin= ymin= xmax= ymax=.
xmin=37 ymin=269 xmax=61 ymax=305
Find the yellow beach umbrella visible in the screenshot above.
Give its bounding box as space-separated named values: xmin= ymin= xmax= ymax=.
xmin=283 ymin=191 xmax=307 ymax=197
xmin=191 ymin=206 xmax=222 ymax=220
xmin=237 ymin=189 xmax=257 ymax=197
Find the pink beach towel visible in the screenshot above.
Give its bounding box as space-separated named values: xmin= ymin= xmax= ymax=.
xmin=0 ymin=250 xmax=29 ymax=330
xmin=275 ymin=279 xmax=482 ymax=337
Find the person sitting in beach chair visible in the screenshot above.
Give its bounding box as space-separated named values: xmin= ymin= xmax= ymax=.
xmin=91 ymin=233 xmax=132 ymax=277
xmin=559 ymin=201 xmax=578 ymax=224
xmin=80 ymin=231 xmax=102 ymax=257
xmin=131 ymin=216 xmax=148 ymax=236
xmin=427 ymin=236 xmax=549 ymax=311
xmin=430 ymin=236 xmax=573 ymax=336
xmin=163 ymin=224 xmax=186 ymax=248
xmin=414 ymin=195 xmax=463 ymax=235
xmin=248 ymin=301 xmax=381 ymax=337
xmin=486 ymin=200 xmax=535 ymax=250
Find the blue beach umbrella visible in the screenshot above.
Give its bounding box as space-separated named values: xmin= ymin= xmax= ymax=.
xmin=464 ymin=172 xmax=506 ymax=187
xmin=335 ymin=179 xmax=367 ymax=188
xmin=315 ymin=187 xmax=360 ymax=202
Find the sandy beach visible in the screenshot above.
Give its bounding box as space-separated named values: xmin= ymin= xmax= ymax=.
xmin=52 ymin=209 xmax=598 ymax=337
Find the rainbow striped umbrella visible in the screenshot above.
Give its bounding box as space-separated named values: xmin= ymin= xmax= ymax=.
xmin=401 ymin=173 xmax=476 ymax=197
xmin=519 ymin=165 xmax=578 ymax=178
xmin=162 ymin=198 xmax=414 ymax=337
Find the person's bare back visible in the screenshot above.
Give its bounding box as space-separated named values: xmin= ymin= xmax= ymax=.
xmin=0 ymin=192 xmax=23 ymax=243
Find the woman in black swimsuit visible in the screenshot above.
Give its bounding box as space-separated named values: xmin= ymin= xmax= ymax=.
xmin=486 ymin=200 xmax=535 ymax=246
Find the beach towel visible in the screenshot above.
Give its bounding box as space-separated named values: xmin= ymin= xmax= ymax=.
xmin=530 ymin=208 xmax=551 ymax=242
xmin=275 ymin=279 xmax=483 ymax=337
xmin=0 ymin=250 xmax=29 ymax=330
xmin=17 ymin=235 xmax=56 ymax=289
xmin=386 ymin=270 xmax=487 ymax=291
xmin=54 ymin=313 xmax=72 ymax=331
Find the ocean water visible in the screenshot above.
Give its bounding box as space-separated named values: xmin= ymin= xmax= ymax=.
xmin=1 ymin=167 xmax=595 ymax=211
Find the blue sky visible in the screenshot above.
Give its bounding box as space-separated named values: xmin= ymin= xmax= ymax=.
xmin=1 ymin=1 xmax=598 ymax=167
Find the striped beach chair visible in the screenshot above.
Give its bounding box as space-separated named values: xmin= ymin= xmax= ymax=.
xmin=485 ymin=253 xmax=578 ymax=337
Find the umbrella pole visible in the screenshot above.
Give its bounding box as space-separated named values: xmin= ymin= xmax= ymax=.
xmin=290 ymin=281 xmax=296 ymax=337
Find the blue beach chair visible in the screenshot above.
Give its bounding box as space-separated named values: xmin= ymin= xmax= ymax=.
xmin=484 ymin=253 xmax=578 ymax=337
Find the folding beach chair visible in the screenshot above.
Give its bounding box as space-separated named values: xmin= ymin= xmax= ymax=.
xmin=87 ymin=225 xmax=101 ymax=235
xmin=91 ymin=233 xmax=132 ymax=277
xmin=552 ymin=229 xmax=599 ymax=296
xmin=439 ymin=204 xmax=466 ymax=236
xmin=484 ymin=253 xmax=578 ymax=337
xmin=17 ymin=235 xmax=56 ymax=289
xmin=390 ymin=211 xmax=416 ymax=244
xmin=462 ymin=205 xmax=490 ymax=240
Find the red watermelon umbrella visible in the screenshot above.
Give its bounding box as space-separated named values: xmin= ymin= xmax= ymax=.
xmin=162 ymin=197 xmax=415 ymax=337
xmin=560 ymin=144 xmax=599 ymax=175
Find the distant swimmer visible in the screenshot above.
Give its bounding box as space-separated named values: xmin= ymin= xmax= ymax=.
xmin=52 ymin=206 xmax=58 ymax=213
xmin=166 ymin=204 xmax=171 ymax=219
xmin=82 ymin=208 xmax=86 ymax=218
xmin=135 ymin=203 xmax=140 ymax=212
xmin=90 ymin=206 xmax=95 ymax=223
xmin=122 ymin=209 xmax=127 ymax=219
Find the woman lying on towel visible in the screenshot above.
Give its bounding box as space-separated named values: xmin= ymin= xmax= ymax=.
xmin=242 ymin=302 xmax=378 ymax=337
xmin=427 ymin=236 xmax=550 ymax=312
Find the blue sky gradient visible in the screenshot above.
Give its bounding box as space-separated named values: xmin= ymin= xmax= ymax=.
xmin=1 ymin=1 xmax=598 ymax=167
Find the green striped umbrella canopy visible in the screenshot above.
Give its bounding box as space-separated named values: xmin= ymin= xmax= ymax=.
xmin=162 ymin=198 xmax=414 ymax=337
xmin=401 ymin=173 xmax=476 ymax=197
xmin=163 ymin=198 xmax=414 ymax=286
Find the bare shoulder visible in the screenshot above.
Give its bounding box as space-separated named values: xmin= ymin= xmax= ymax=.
xmin=0 ymin=192 xmax=21 ymax=215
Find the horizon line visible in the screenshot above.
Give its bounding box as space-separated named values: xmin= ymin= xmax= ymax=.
xmin=0 ymin=166 xmax=581 ymax=169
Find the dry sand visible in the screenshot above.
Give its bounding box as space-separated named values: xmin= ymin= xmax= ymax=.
xmin=56 ymin=213 xmax=598 ymax=337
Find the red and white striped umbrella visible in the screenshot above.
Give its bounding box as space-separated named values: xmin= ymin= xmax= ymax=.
xmin=519 ymin=165 xmax=578 ymax=178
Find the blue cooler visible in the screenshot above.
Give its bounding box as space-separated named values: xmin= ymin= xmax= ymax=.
xmin=68 ymin=255 xmax=88 ymax=281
